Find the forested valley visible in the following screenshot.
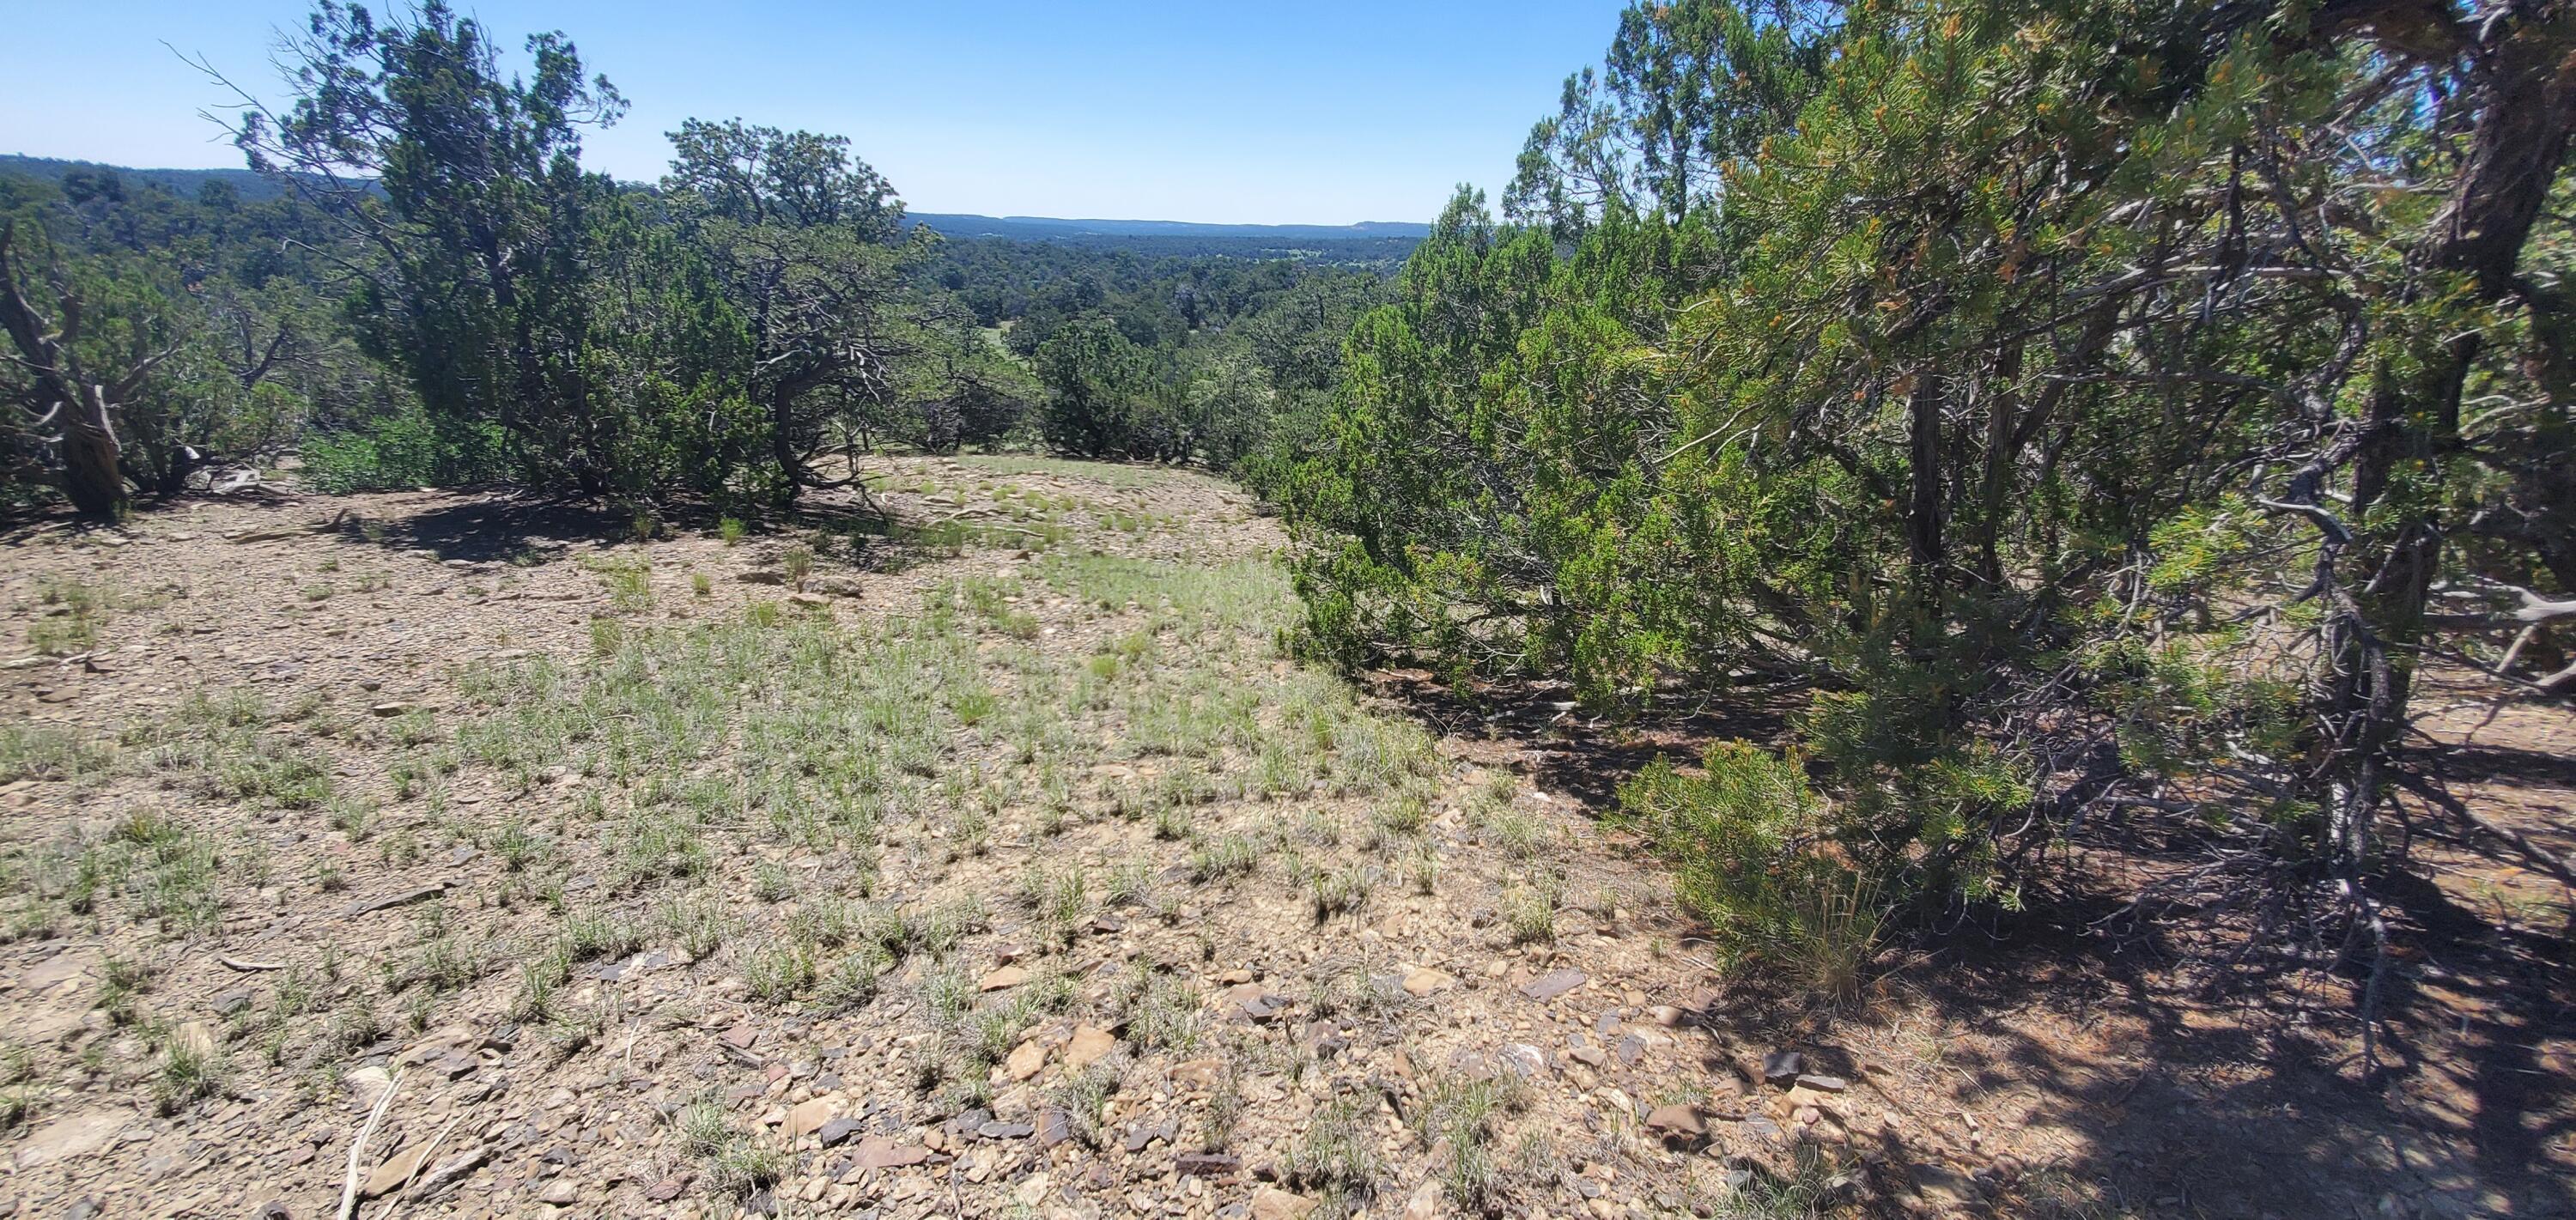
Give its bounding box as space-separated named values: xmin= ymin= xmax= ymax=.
xmin=2 ymin=1 xmax=2572 ymax=1217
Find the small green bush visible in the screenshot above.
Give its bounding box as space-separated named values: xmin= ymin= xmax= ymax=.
xmin=1616 ymin=741 xmax=1881 ymax=1000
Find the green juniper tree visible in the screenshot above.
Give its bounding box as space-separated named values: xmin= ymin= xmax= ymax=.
xmin=662 ymin=118 xmax=921 ymax=505
xmin=228 ymin=0 xmax=645 ymax=494
xmin=1291 ymin=0 xmax=2576 ymax=1023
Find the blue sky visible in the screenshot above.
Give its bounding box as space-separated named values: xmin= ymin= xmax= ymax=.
xmin=3 ymin=1 xmax=1628 ymax=224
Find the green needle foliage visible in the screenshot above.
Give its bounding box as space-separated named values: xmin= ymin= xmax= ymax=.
xmin=1290 ymin=0 xmax=2576 ymax=975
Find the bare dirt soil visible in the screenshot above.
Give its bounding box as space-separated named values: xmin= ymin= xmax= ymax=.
xmin=1 ymin=457 xmax=2567 ymax=1219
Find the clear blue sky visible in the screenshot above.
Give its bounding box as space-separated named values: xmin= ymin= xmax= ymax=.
xmin=3 ymin=1 xmax=1629 ymax=225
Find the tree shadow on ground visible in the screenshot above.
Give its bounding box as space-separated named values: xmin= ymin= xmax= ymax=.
xmin=1357 ymin=669 xmax=1807 ymax=806
xmin=1655 ymin=864 xmax=2573 ymax=1217
xmin=332 ymin=489 xmax=900 ymax=566
xmin=1411 ymin=668 xmax=2576 ymax=1217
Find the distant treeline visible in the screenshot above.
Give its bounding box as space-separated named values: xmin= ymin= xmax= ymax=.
xmin=0 ymin=6 xmax=1400 ymax=519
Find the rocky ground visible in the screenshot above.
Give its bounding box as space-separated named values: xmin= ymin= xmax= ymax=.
xmin=0 ymin=456 xmax=2567 ymax=1219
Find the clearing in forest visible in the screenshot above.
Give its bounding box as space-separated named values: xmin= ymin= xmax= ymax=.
xmin=0 ymin=458 xmax=2568 ymax=1219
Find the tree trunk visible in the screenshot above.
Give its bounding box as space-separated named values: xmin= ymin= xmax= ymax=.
xmin=770 ymin=389 xmax=804 ymax=508
xmin=2307 ymin=3 xmax=2576 ymax=877
xmin=1906 ymin=368 xmax=1946 ymax=576
xmin=61 ymin=384 xmax=130 ymax=521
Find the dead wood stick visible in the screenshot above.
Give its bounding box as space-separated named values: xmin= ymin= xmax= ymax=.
xmin=338 ymin=1066 xmax=404 ymax=1220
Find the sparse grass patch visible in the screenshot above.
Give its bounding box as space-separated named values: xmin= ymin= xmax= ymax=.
xmin=0 ymin=725 xmax=113 ymax=783
xmin=152 ymin=1039 xmax=226 ymax=1114
xmin=1190 ymin=832 xmax=1261 ymax=883
xmin=1309 ymin=862 xmax=1374 ymax=920
xmin=1503 ymin=884 xmax=1556 ymax=945
xmin=743 ymin=939 xmax=817 ymax=1004
xmin=674 ymin=1095 xmax=788 ymax=1197
xmin=1287 ymin=1091 xmax=1385 ymax=1205
xmin=583 ymin=555 xmax=654 ymax=612
xmin=24 ymin=577 xmax=114 ymax=655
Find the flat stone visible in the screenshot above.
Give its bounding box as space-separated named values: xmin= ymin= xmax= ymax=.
xmin=1223 ymin=983 xmax=1288 ymax=1022
xmin=1762 ymin=1050 xmax=1802 ymax=1082
xmin=1249 ymin=1185 xmax=1316 ymax=1220
xmin=1794 ymin=1073 xmax=1847 ymax=1092
xmin=1644 ymin=1104 xmax=1706 ymax=1144
xmin=1035 ymin=1109 xmax=1074 ymax=1149
xmin=817 ymin=1117 xmax=865 ymax=1148
xmin=978 ymin=966 xmax=1030 ymax=992
xmin=850 ymin=1137 xmax=931 ymax=1169
xmin=1496 ymin=1042 xmax=1547 ymax=1078
xmin=1520 ymin=968 xmax=1587 ymax=1001
xmin=361 ymin=1143 xmax=431 ymax=1198
xmin=1176 ymin=1151 xmax=1242 ymax=1177
xmin=342 ymin=1066 xmax=395 ymax=1108
xmin=1400 ymin=967 xmax=1454 ymax=998
xmin=787 ymin=1098 xmax=834 ymax=1138
xmin=15 ymin=1109 xmax=123 ymax=1168
xmin=1065 ymin=1023 xmax=1119 ymax=1069
xmin=1006 ymin=1040 xmax=1047 ymax=1081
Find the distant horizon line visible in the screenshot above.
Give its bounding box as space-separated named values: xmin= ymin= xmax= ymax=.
xmin=2 ymin=152 xmax=1434 ymax=232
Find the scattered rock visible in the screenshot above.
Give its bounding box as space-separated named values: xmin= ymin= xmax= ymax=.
xmin=537 ymin=1181 xmax=580 ymax=1206
xmin=643 ymin=1174 xmax=690 ymax=1202
xmin=1762 ymin=1051 xmax=1804 ymax=1083
xmin=1795 ymin=1073 xmax=1847 ymax=1092
xmin=817 ymin=1117 xmax=865 ymax=1148
xmin=1035 ymin=1109 xmax=1074 ymax=1150
xmin=1006 ymin=1040 xmax=1047 ymax=1081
